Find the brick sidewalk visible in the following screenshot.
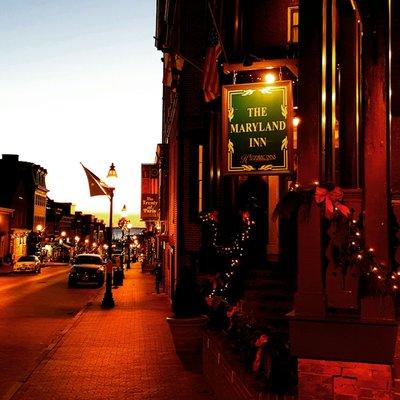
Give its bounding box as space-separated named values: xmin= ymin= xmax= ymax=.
xmin=10 ymin=264 xmax=216 ymax=400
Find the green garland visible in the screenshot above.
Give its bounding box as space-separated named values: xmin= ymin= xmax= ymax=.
xmin=275 ymin=182 xmax=400 ymax=296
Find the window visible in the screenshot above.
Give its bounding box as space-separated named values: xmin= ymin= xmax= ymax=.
xmin=35 ymin=195 xmax=46 ymax=206
xmin=288 ymin=7 xmax=299 ymax=44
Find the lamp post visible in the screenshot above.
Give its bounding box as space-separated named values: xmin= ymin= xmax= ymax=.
xmin=126 ymin=223 xmax=132 ymax=269
xmin=101 ymin=162 xmax=117 ymax=309
xmin=118 ymin=205 xmax=131 ymax=270
xmin=74 ymin=236 xmax=80 ymax=257
xmin=35 ymin=224 xmax=44 ymax=262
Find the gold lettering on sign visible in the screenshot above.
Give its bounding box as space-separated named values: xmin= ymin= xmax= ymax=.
xmin=247 ymin=107 xmax=268 ymax=117
xmin=230 ymin=120 xmax=286 ymax=134
xmin=249 ymin=137 xmax=269 ymax=147
xmin=240 ymin=154 xmax=277 ymax=164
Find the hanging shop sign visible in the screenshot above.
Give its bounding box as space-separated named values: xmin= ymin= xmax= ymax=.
xmin=141 ymin=163 xmax=159 ymax=221
xmin=140 ymin=194 xmax=159 ymax=221
xmin=222 ymin=81 xmax=293 ymax=175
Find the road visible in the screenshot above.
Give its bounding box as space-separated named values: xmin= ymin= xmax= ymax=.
xmin=0 ymin=264 xmax=103 ymax=399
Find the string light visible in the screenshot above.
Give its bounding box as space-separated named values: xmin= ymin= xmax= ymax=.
xmin=200 ymin=211 xmax=255 ymax=303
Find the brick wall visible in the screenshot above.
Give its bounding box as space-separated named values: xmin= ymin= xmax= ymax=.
xmin=298 ymin=359 xmax=392 ymax=400
xmin=182 ymin=137 xmax=201 ymax=254
xmin=203 ymin=332 xmax=296 ymax=400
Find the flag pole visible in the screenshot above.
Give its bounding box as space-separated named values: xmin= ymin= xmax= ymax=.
xmin=80 ymin=161 xmax=116 ymax=308
xmin=207 ymin=0 xmax=228 ymax=63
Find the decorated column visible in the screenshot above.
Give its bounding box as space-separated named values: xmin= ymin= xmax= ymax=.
xmin=360 ymin=1 xmax=394 ymax=320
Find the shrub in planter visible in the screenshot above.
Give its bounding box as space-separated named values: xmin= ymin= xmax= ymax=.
xmin=172 ymin=267 xmax=208 ymax=317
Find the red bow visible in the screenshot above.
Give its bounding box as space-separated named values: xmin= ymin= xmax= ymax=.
xmin=209 ymin=211 xmax=218 ymax=221
xmin=227 ymin=306 xmax=238 ymax=318
xmin=241 ymin=211 xmax=250 ymax=222
xmin=252 ymin=334 xmax=269 ymax=373
xmin=314 ymin=186 xmax=351 ymax=219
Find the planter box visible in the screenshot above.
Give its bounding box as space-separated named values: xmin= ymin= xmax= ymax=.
xmin=289 ymin=314 xmax=397 ymax=364
xmin=166 ymin=315 xmax=208 ymax=372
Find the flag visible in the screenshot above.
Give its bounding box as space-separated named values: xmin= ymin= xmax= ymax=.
xmin=81 ymin=163 xmax=112 ymax=197
xmin=163 ymin=53 xmax=185 ymax=89
xmin=163 ymin=53 xmax=173 ymax=87
xmin=202 ymin=27 xmax=222 ymax=102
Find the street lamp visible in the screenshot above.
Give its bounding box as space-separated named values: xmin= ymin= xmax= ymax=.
xmin=126 ymin=222 xmax=132 ymax=269
xmin=118 ymin=204 xmax=131 ymax=270
xmin=101 ymin=163 xmax=118 ymax=309
xmin=36 ymin=224 xmax=44 ymax=262
xmin=74 ymin=236 xmax=80 ymax=257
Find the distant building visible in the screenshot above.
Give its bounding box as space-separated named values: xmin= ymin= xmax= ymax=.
xmin=0 ymin=154 xmax=48 ymax=259
xmin=0 ymin=207 xmax=14 ymax=264
xmin=44 ymin=201 xmax=107 ymax=259
xmin=46 ymin=198 xmax=76 ymax=237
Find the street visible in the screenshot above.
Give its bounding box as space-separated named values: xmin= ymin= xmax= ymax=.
xmin=0 ymin=264 xmax=102 ymax=399
xmin=0 ymin=263 xmax=216 ymax=400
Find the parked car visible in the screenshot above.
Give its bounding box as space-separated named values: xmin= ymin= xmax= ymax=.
xmin=68 ymin=254 xmax=105 ymax=288
xmin=13 ymin=255 xmax=42 ymax=273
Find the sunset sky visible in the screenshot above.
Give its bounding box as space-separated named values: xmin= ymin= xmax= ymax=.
xmin=0 ymin=0 xmax=162 ymax=226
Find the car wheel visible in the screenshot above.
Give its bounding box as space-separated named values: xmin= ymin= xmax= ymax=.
xmin=36 ymin=268 xmax=41 ymax=274
xmin=68 ymin=280 xmax=76 ymax=288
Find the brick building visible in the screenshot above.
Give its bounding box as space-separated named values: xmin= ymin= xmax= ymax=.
xmin=0 ymin=207 xmax=13 ymax=264
xmin=155 ymin=1 xmax=400 ymax=399
xmin=0 ymin=154 xmax=48 ymax=260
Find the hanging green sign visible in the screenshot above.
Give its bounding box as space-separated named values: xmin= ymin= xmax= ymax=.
xmin=222 ymin=81 xmax=293 ymax=175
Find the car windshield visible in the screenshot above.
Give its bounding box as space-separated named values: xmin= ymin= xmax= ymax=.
xmin=74 ymin=255 xmax=102 ymax=265
xmin=18 ymin=256 xmax=36 ymax=262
